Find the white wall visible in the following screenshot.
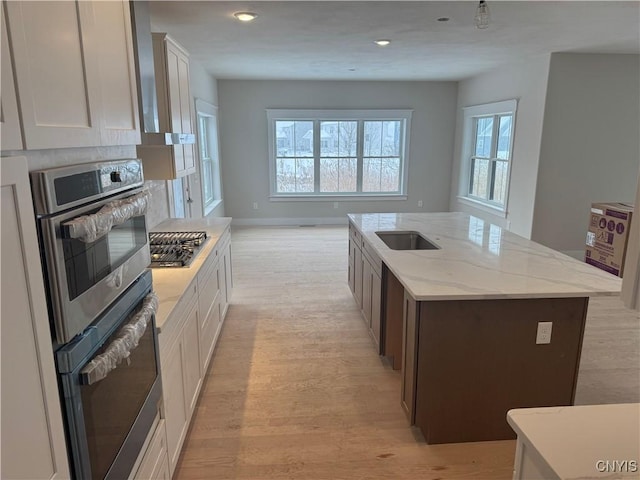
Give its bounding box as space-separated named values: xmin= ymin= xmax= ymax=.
xmin=185 ymin=60 xmax=223 ymax=218
xmin=531 ymin=53 xmax=640 ymax=255
xmin=449 ymin=54 xmax=551 ymax=238
xmin=218 ymin=80 xmax=458 ymax=224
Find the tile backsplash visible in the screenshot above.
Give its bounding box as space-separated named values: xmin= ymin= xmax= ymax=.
xmin=145 ymin=180 xmax=170 ymax=229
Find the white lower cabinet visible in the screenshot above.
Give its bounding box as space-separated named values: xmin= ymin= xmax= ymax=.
xmin=157 ymin=226 xmax=233 ymax=478
xmin=197 ymin=242 xmax=221 ymax=373
xmin=133 ymin=419 xmax=170 ymax=480
xmin=159 ymin=289 xmax=200 ymax=477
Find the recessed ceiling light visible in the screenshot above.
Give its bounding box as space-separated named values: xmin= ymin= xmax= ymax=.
xmin=233 ymin=11 xmax=258 ymax=22
xmin=437 ymin=17 xmax=450 ymax=22
xmin=374 ymin=39 xmax=391 ymax=47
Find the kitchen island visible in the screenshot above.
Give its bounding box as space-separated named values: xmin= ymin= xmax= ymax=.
xmin=347 ymin=212 xmax=622 ymax=444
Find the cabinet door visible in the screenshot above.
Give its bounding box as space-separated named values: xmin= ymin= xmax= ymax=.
xmin=165 ymin=43 xmax=186 ymax=174
xmin=198 ymin=261 xmax=221 ymax=372
xmin=348 ymin=238 xmax=355 ymax=294
xmin=362 ymin=257 xmax=372 ymax=326
xmin=1 ymin=156 xmax=70 ymax=480
xmin=5 ymin=1 xmax=102 ymax=149
xmin=371 ymin=270 xmax=382 ymax=348
xmin=161 ymin=335 xmax=187 ymax=476
xmin=0 ymin=4 xmax=23 ymax=151
xmin=182 ymin=301 xmax=202 ymax=415
xmin=177 ymin=54 xmax=196 ymax=173
xmin=221 ymin=237 xmax=233 ymax=318
xmin=401 ymin=293 xmax=419 ymax=424
xmin=92 ymin=0 xmax=140 ymax=146
xmin=354 ymin=245 xmax=363 ymax=308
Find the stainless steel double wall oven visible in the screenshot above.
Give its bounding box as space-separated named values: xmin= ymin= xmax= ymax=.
xmin=31 ymin=159 xmax=162 ymax=480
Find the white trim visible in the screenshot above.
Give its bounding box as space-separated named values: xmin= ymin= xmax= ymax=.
xmin=203 ymin=198 xmax=222 ymax=216
xmin=266 ymin=109 xmax=412 ymax=198
xmin=195 ymin=98 xmax=223 ymax=218
xmin=266 ymin=108 xmax=413 ymax=120
xmin=463 ymin=99 xmax=517 ymax=116
xmin=232 ymin=216 xmax=349 ymax=226
xmin=561 ymin=249 xmax=585 ymax=261
xmin=269 ymin=194 xmax=407 ymax=202
xmin=459 ymin=99 xmax=518 ymax=213
xmin=457 ymin=195 xmax=508 ymax=218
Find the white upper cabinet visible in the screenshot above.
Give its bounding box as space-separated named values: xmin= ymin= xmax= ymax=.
xmin=2 ymin=0 xmax=140 ymax=150
xmin=1 ymin=4 xmax=23 ymax=151
xmin=93 ymin=0 xmax=141 ymax=146
xmin=138 ymin=33 xmax=196 ymax=179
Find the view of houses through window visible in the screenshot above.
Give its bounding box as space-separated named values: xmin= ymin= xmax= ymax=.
xmin=268 ymin=110 xmax=410 ymax=197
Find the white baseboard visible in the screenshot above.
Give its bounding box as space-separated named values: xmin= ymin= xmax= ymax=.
xmin=562 ymin=249 xmax=585 ymax=260
xmin=232 ymin=216 xmax=348 ymax=227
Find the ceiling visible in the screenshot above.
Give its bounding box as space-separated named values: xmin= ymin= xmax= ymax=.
xmin=149 ymin=1 xmax=640 ymax=81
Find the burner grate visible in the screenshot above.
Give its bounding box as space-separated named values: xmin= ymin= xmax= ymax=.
xmin=148 ymin=231 xmax=207 ymax=267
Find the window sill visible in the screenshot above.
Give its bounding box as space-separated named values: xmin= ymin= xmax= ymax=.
xmin=203 ymin=199 xmax=222 ymax=217
xmin=457 ymin=196 xmax=507 ymax=218
xmin=269 ymin=194 xmax=408 ymax=202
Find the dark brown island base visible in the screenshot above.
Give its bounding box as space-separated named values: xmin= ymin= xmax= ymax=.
xmin=348 ymin=213 xmax=622 ymax=444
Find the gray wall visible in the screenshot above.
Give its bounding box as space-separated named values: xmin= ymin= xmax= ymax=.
xmin=531 ymin=53 xmax=640 ymax=256
xmin=217 ymin=80 xmax=458 ymax=224
xmin=449 ymin=54 xmax=551 ymax=238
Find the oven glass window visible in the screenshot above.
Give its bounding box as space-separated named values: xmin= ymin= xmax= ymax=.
xmin=80 ymin=319 xmax=157 ymax=480
xmin=64 ymin=215 xmax=147 ymax=300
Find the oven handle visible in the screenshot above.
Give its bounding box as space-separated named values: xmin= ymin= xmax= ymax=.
xmin=80 ymin=292 xmax=159 ymax=386
xmin=62 ymin=190 xmax=150 ymax=243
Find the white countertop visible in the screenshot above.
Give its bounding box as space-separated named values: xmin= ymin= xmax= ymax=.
xmin=507 ymin=404 xmax=640 ymax=479
xmin=149 ymin=216 xmax=231 ymax=331
xmin=348 ymin=212 xmax=622 ymax=301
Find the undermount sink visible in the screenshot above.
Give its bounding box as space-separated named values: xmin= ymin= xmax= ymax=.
xmin=375 ymin=231 xmax=440 ymax=250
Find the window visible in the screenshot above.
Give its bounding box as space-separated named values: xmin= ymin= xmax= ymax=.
xmin=460 ymin=100 xmax=517 ymax=214
xmin=196 ymin=99 xmax=222 ymax=216
xmin=267 ymin=109 xmax=411 ymax=198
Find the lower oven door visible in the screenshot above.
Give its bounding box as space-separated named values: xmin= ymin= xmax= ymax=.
xmin=56 ymin=271 xmax=162 ymax=480
xmin=41 ymin=188 xmax=151 ymax=344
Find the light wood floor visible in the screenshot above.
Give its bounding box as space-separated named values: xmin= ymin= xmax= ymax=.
xmin=175 ymin=226 xmax=640 ymax=480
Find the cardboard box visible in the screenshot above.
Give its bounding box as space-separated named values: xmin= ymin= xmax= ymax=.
xmin=585 ymin=202 xmax=634 ymax=277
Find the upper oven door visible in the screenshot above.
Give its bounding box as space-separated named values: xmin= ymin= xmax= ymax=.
xmin=41 ymin=189 xmax=151 ymax=344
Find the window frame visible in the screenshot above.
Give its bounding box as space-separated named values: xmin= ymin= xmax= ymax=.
xmin=267 ymin=109 xmax=412 ymax=200
xmin=458 ymin=99 xmax=517 ymax=216
xmin=195 ymin=98 xmax=222 ymax=216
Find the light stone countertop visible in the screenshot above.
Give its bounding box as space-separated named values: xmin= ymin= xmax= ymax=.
xmin=348 ymin=212 xmax=622 ymax=301
xmin=507 ymin=403 xmax=640 ymax=479
xmin=149 ymin=216 xmax=232 ymax=331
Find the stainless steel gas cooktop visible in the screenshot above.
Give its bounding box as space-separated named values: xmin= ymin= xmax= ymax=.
xmin=148 ymin=231 xmax=207 ymax=268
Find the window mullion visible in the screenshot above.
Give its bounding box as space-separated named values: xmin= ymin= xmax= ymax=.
xmin=357 ymin=121 xmax=363 ymax=192
xmin=487 ymin=115 xmax=500 ymax=200
xmin=313 ymin=120 xmax=320 ymax=193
